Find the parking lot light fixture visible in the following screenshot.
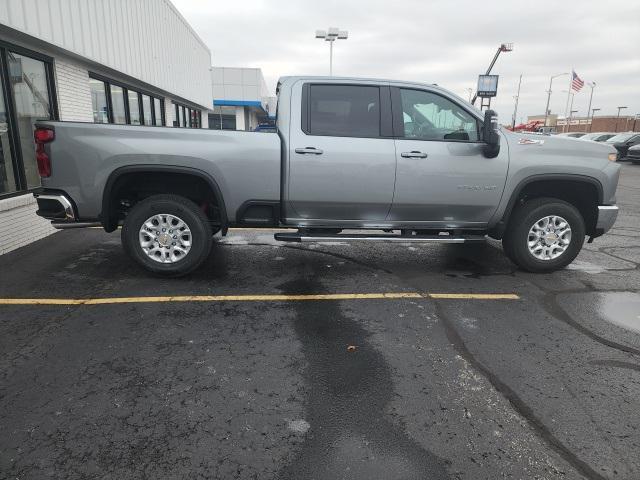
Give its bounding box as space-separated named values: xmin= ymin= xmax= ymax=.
xmin=616 ymin=106 xmax=627 ymax=132
xmin=315 ymin=27 xmax=348 ymax=76
xmin=544 ymin=73 xmax=569 ymax=126
xmin=590 ymin=108 xmax=600 ymax=132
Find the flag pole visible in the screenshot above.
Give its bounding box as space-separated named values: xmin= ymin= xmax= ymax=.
xmin=586 ymin=82 xmax=595 ymax=132
xmin=564 ymin=69 xmax=573 ymax=131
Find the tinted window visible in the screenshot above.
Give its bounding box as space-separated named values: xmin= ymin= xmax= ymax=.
xmin=399 ymin=89 xmax=479 ymax=142
xmin=308 ymin=85 xmax=380 ymax=137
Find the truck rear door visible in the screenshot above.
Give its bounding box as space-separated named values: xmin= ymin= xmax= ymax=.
xmin=284 ymin=81 xmax=396 ymax=224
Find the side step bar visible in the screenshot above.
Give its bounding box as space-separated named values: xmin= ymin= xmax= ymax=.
xmin=274 ymin=232 xmax=486 ymax=244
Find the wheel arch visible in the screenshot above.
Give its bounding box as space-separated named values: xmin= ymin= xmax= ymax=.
xmin=101 ymin=165 xmax=228 ymax=233
xmin=493 ymin=174 xmax=603 ymax=238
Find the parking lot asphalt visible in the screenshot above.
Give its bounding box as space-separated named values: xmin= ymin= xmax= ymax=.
xmin=1 ymin=164 xmax=639 ymax=480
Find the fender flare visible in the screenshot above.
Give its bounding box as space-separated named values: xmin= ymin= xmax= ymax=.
xmin=100 ymin=165 xmax=228 ymax=232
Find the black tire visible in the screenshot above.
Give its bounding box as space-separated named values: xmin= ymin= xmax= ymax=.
xmin=502 ymin=197 xmax=585 ymax=273
xmin=121 ymin=194 xmax=212 ymax=277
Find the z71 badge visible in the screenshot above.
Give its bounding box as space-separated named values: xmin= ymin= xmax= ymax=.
xmin=518 ymin=138 xmax=545 ymax=145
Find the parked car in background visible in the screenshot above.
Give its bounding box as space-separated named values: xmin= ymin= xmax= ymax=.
xmin=605 ymin=132 xmax=640 ymax=160
xmin=627 ymin=144 xmax=640 ymax=164
xmin=556 ymin=132 xmax=586 ymax=138
xmin=579 ymin=132 xmax=616 ymax=142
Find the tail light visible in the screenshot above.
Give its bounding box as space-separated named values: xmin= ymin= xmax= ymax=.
xmin=34 ymin=127 xmax=55 ymax=177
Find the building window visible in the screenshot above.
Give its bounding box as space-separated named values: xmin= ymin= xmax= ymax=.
xmin=0 ymin=43 xmax=57 ymax=197
xmin=209 ymin=106 xmax=236 ymax=130
xmin=89 ymin=78 xmax=108 ymax=123
xmin=110 ymin=85 xmax=127 ymax=124
xmin=154 ymin=97 xmax=162 ymax=126
xmin=127 ymin=90 xmax=141 ymax=125
xmin=172 ymin=101 xmax=201 ymax=128
xmin=0 ymin=79 xmax=17 ymax=194
xmin=89 ymin=73 xmax=164 ymax=128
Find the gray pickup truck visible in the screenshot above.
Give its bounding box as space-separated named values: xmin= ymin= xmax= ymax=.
xmin=33 ymin=76 xmax=620 ymax=276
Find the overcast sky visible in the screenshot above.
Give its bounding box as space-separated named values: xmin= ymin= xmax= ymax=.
xmin=173 ymin=0 xmax=639 ymax=124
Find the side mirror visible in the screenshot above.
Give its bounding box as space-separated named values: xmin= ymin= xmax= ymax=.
xmin=482 ymin=109 xmax=500 ymax=158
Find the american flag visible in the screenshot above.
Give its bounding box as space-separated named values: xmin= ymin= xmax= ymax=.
xmin=571 ymin=70 xmax=585 ymax=92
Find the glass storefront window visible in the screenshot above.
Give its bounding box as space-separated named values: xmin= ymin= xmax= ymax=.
xmin=128 ymin=91 xmax=141 ymax=125
xmin=89 ymin=78 xmax=108 ymax=123
xmin=154 ymin=97 xmax=162 ymax=126
xmin=9 ymin=52 xmax=54 ymax=189
xmin=110 ymin=85 xmax=126 ymax=124
xmin=141 ymin=94 xmax=152 ymax=125
xmin=0 ymin=81 xmax=17 ymax=194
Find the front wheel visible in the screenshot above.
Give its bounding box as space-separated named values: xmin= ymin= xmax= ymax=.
xmin=121 ymin=194 xmax=212 ymax=276
xmin=502 ymin=197 xmax=585 ymax=273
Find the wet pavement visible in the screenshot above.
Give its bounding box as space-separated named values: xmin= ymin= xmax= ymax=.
xmin=1 ymin=163 xmax=639 ymax=479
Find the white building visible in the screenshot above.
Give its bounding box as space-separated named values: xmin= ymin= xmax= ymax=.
xmin=0 ymin=0 xmax=212 ymax=255
xmin=210 ymin=67 xmax=275 ymax=131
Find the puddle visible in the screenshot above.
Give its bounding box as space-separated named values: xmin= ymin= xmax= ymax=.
xmin=598 ymin=292 xmax=640 ymax=333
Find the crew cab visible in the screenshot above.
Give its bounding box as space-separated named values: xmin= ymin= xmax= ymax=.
xmin=33 ymin=76 xmax=621 ymax=276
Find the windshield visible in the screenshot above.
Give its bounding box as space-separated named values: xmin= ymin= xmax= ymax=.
xmin=606 ymin=133 xmax=635 ymax=143
xmin=580 ymin=133 xmax=598 ymax=140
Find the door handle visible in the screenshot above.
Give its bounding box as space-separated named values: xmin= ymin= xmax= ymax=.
xmin=295 ymin=147 xmax=323 ymax=155
xmin=401 ymin=151 xmax=428 ymax=158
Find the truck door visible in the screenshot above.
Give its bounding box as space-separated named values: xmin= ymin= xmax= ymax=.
xmin=285 ymin=82 xmax=396 ymax=224
xmin=389 ymin=87 xmax=508 ymax=226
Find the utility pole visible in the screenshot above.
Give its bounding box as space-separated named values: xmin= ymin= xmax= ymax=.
xmin=616 ymin=106 xmax=627 ymax=132
xmin=544 ymin=73 xmax=568 ymax=127
xmin=590 ymin=108 xmax=600 ymax=132
xmin=511 ymin=74 xmax=522 ymax=129
xmin=585 ymin=82 xmax=596 ymax=132
xmin=315 ymin=28 xmax=348 ymax=76
xmin=569 ymin=108 xmax=578 ymax=133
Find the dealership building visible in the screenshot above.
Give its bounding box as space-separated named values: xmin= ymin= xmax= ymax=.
xmin=210 ymin=67 xmax=276 ymax=131
xmin=0 ymin=0 xmax=212 ymax=254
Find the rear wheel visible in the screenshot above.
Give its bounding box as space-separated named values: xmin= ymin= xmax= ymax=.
xmin=502 ymin=197 xmax=585 ymax=273
xmin=122 ymin=194 xmax=212 ymax=276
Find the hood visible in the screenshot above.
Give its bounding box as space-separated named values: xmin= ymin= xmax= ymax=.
xmin=502 ymin=129 xmax=616 ymax=168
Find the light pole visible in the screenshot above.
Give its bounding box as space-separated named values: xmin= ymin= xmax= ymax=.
xmin=544 ymin=72 xmax=568 ymax=127
xmin=616 ymin=106 xmax=627 ymax=132
xmin=589 ymin=108 xmax=600 ymax=132
xmin=585 ymin=82 xmax=596 ymax=132
xmin=569 ymin=109 xmax=578 ymax=133
xmin=315 ymin=28 xmax=348 ymax=76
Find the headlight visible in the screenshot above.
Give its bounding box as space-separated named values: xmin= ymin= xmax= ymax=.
xmin=608 ymin=153 xmax=617 ymax=162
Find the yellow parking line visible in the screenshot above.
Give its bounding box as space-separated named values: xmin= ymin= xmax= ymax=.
xmin=0 ymin=292 xmax=518 ymax=306
xmin=428 ymin=293 xmax=520 ymax=300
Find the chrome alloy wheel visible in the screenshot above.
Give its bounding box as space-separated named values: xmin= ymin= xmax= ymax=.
xmin=527 ymin=215 xmax=572 ymax=260
xmin=139 ymin=214 xmax=192 ymax=263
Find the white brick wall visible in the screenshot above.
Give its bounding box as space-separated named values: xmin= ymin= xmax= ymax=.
xmin=54 ymin=59 xmax=94 ymax=122
xmin=0 ymin=195 xmax=57 ymax=255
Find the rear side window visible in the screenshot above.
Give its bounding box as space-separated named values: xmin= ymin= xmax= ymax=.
xmin=306 ymin=85 xmax=380 ymax=137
